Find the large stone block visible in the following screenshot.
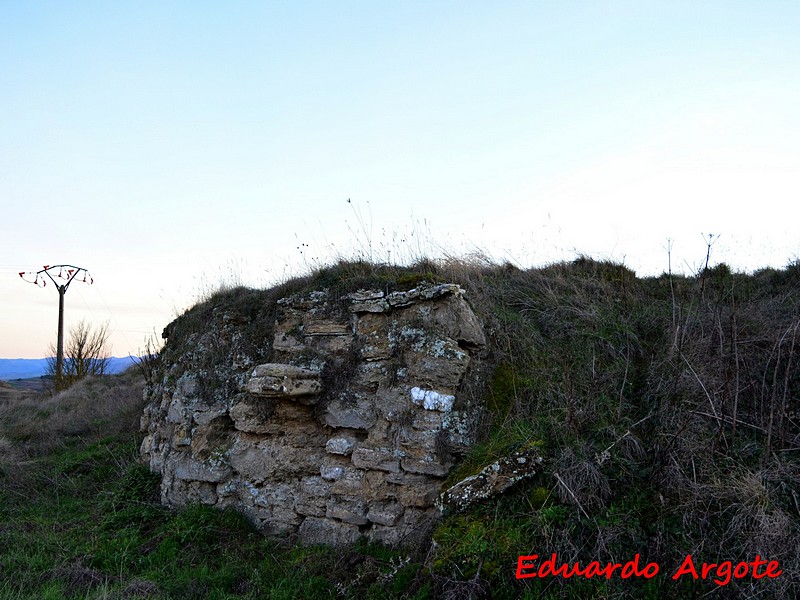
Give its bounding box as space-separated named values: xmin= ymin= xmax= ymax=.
xmin=322 ymin=394 xmax=378 ymax=430
xmin=387 ymin=472 xmax=443 ymax=507
xmin=351 ymin=447 xmax=401 ymax=473
xmin=331 ymin=468 xmax=366 ymax=496
xmin=400 ymin=456 xmax=451 ymax=477
xmin=174 ymin=455 xmax=232 ymax=483
xmin=430 ymin=294 xmax=487 ymax=349
xmin=304 ymin=320 xmax=352 ymax=336
xmin=300 ymin=475 xmax=333 ymax=497
xmin=367 ymin=501 xmax=404 ymax=526
xmin=245 ymin=363 xmax=322 ymax=400
xmin=298 ymin=517 xmax=361 ymax=546
xmin=228 ymin=445 xmax=276 ymax=482
xmin=367 ymin=507 xmax=439 ymax=547
xmin=230 ymin=395 xmax=277 ymax=433
xmin=326 ymin=497 xmax=369 ymax=525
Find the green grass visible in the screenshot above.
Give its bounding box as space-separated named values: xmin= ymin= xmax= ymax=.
xmin=0 ymin=434 xmax=426 ymax=599
xmin=0 ymin=419 xmax=429 ymax=598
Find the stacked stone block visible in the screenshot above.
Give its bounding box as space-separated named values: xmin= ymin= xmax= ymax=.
xmin=140 ymin=283 xmax=486 ymax=546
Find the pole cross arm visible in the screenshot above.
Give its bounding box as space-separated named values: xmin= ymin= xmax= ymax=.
xmin=20 ymin=264 xmax=94 ymax=290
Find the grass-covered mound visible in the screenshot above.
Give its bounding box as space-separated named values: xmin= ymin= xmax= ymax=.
xmin=1 ymin=257 xmax=798 ymax=599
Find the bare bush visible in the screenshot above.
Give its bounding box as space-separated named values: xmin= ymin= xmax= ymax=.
xmin=46 ymin=320 xmax=111 ymax=391
xmin=132 ymin=332 xmax=162 ymax=387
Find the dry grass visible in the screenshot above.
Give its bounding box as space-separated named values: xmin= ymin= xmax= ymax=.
xmin=0 ymin=367 xmax=145 ymax=457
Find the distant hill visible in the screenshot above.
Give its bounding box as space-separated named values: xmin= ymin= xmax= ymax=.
xmin=0 ymin=357 xmax=138 ymax=381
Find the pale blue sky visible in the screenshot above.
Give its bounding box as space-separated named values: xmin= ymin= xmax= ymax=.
xmin=2 ymin=1 xmax=799 ymax=358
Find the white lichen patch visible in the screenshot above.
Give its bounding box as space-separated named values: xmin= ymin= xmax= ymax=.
xmin=207 ymin=448 xmax=228 ymax=469
xmin=243 ymin=481 xmax=270 ymax=507
xmin=410 ymin=387 xmax=455 ymax=412
xmin=427 ymin=338 xmax=465 ymax=359
xmin=325 ymin=437 xmax=356 ymax=456
xmin=320 ymin=465 xmax=345 ymax=481
xmin=440 ymin=411 xmax=470 ymax=435
xmin=396 ymin=326 xmax=427 ymax=352
xmin=218 ymin=480 xmax=239 ymax=497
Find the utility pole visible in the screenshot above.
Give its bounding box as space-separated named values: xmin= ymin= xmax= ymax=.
xmin=20 ymin=265 xmax=93 ymax=390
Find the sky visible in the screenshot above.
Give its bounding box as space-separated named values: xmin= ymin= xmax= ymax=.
xmin=2 ymin=1 xmax=799 ymax=359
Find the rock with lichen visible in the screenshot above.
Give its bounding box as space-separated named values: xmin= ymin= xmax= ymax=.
xmin=438 ymin=446 xmax=544 ymax=512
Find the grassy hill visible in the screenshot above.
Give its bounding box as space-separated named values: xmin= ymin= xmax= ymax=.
xmin=1 ymin=257 xmax=798 ymax=599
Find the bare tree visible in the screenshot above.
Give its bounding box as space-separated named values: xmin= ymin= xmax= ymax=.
xmin=46 ymin=320 xmax=111 ymax=391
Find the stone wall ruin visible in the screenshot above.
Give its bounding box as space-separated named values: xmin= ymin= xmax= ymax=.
xmin=140 ymin=283 xmax=487 ymax=546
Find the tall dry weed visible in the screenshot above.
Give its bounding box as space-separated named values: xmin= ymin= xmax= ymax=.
xmin=0 ymin=369 xmax=145 ymax=457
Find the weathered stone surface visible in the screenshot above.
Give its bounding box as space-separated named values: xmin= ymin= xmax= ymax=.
xmin=266 ymin=483 xmax=304 ymax=528
xmin=191 ymin=406 xmax=230 ymax=427
xmin=304 ymin=334 xmax=353 ymax=355
xmin=294 ymin=499 xmax=326 ymax=517
xmin=227 ymin=445 xmax=276 ymax=482
xmin=386 ymin=471 xmax=441 ymax=508
xmin=367 ymin=507 xmax=439 ymax=547
xmin=320 ymin=464 xmax=346 ymax=481
xmin=430 ymin=293 xmax=487 ymax=349
xmin=403 ymin=342 xmax=471 ymax=393
xmin=347 ymin=291 xmax=390 ymax=313
xmin=272 ymin=308 xmax=305 ymax=353
xmin=226 ymin=437 xmax=327 ymax=482
xmin=346 ymin=290 xmax=386 ymax=302
xmin=230 ymin=396 xmax=276 ymax=433
xmin=182 ymin=481 xmax=218 ymax=505
xmin=190 ymin=417 xmax=233 ymax=460
xmin=331 ymin=468 xmax=366 ymax=496
xmin=300 ymin=475 xmax=333 ymax=497
xmin=298 ymin=517 xmax=361 ymax=546
xmin=367 ymin=501 xmax=404 ymax=526
xmin=390 ymin=478 xmax=442 ymax=507
xmin=171 ymin=425 xmax=191 ymax=447
xmin=141 ymin=281 xmax=487 ymax=547
xmin=174 ymin=455 xmax=231 ymax=483
xmin=167 ymin=396 xmax=187 ymax=424
xmin=304 ymin=320 xmax=352 ymax=336
xmin=355 ymin=313 xmax=391 ymax=360
xmin=386 ymin=289 xmax=421 ymax=308
xmin=401 ymin=456 xmax=451 ymax=477
xmin=351 ymin=447 xmax=401 ymax=473
xmin=322 ymin=394 xmax=378 ymax=430
xmin=326 ymin=497 xmax=369 ymax=525
xmin=245 ymin=363 xmax=322 ymax=399
xmin=325 ymin=436 xmax=357 ymax=456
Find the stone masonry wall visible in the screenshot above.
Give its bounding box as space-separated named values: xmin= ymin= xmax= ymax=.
xmin=140 ymin=283 xmax=486 ymax=546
